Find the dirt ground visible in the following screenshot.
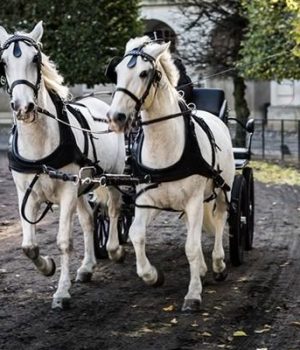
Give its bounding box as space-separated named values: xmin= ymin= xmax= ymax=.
xmin=0 ymin=162 xmax=300 ymax=350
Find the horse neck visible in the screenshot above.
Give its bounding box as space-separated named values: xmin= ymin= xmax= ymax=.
xmin=17 ymin=83 xmax=60 ymax=160
xmin=141 ymin=85 xmax=185 ymax=169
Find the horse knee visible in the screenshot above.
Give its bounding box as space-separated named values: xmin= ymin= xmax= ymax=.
xmin=129 ymin=225 xmax=145 ymax=246
xmin=57 ymin=239 xmax=72 ymax=253
xmin=23 ymin=245 xmax=39 ymax=260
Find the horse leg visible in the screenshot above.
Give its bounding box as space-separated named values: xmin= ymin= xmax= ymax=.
xmin=182 ymin=195 xmax=207 ymax=313
xmin=204 ymin=194 xmax=228 ymax=281
xmin=129 ymin=208 xmax=164 ymax=286
xmin=52 ymin=193 xmax=76 ymax=309
xmin=18 ymin=190 xmax=56 ymax=276
xmin=106 ymin=187 xmax=124 ymax=262
xmin=76 ymin=195 xmax=96 ymax=282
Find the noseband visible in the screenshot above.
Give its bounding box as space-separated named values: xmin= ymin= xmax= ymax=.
xmin=112 ymin=46 xmax=162 ymax=119
xmin=0 ymin=35 xmax=42 ymax=98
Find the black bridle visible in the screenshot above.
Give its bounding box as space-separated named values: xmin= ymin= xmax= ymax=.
xmin=110 ymin=46 xmax=162 ymax=120
xmin=0 ymin=35 xmax=42 ymax=98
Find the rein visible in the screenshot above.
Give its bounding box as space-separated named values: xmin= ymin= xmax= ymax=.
xmin=36 ymin=105 xmax=112 ymax=135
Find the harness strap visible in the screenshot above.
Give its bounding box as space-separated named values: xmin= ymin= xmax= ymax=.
xmin=21 ymin=174 xmax=53 ymax=225
xmin=139 ymin=109 xmax=192 ymax=126
xmin=134 ymin=183 xmax=181 ymax=211
xmin=8 ymin=79 xmax=38 ymax=97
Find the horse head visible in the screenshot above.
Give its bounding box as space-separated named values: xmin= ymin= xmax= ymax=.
xmin=106 ymin=38 xmax=171 ymax=132
xmin=0 ymin=22 xmax=43 ymax=122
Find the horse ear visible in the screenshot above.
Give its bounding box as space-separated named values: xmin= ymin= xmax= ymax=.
xmin=0 ymin=26 xmax=9 ymax=46
xmin=148 ymin=42 xmax=171 ymax=59
xmin=29 ymin=21 xmax=44 ymax=42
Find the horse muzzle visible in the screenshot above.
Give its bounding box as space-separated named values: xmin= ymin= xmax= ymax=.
xmin=107 ymin=111 xmax=128 ymax=133
xmin=12 ymin=101 xmax=37 ymax=122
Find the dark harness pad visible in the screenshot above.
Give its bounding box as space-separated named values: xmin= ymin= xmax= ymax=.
xmin=131 ymin=107 xmax=220 ymax=184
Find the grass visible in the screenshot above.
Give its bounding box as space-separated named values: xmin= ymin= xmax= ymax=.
xmin=250 ymin=160 xmax=300 ymax=186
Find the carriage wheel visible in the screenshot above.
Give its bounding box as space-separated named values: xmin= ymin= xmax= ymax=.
xmin=229 ymin=174 xmax=248 ymax=266
xmin=93 ymin=203 xmax=109 ymax=259
xmin=243 ymin=167 xmax=255 ymax=250
xmin=118 ymin=214 xmax=132 ymax=244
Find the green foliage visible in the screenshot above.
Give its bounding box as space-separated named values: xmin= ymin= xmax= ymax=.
xmin=0 ymin=0 xmax=143 ymax=86
xmin=286 ymin=0 xmax=300 ymax=56
xmin=238 ymin=0 xmax=300 ymax=80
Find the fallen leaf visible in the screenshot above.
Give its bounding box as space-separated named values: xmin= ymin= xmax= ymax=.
xmin=217 ymin=345 xmax=226 ymax=348
xmin=290 ymin=321 xmax=300 ymax=328
xmin=279 ymin=261 xmax=290 ymax=267
xmin=237 ymin=276 xmax=249 ymax=283
xmin=254 ymin=328 xmax=271 ymax=334
xmin=206 ymin=289 xmax=216 ymax=294
xmin=214 ymin=306 xmax=222 ymax=310
xmin=202 ymin=312 xmax=209 ymax=316
xmin=202 ymin=331 xmax=212 ymax=337
xmin=256 ymin=348 xmax=268 ymax=350
xmin=170 ymin=318 xmax=178 ymax=325
xmin=163 ymin=305 xmax=175 ymax=312
xmin=233 ymin=330 xmax=247 ymax=337
xmin=191 ymin=321 xmax=199 ymax=327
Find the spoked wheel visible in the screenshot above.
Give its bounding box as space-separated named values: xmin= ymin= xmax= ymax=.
xmin=229 ymin=174 xmax=248 ymax=266
xmin=93 ymin=203 xmax=109 ymax=259
xmin=118 ymin=214 xmax=132 ymax=244
xmin=243 ymin=167 xmax=255 ymax=250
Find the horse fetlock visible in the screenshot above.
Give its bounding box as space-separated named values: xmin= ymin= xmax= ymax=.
xmin=108 ymin=246 xmax=126 ymax=263
xmin=23 ymin=245 xmax=39 ymax=260
xmin=142 ymin=266 xmax=164 ymax=286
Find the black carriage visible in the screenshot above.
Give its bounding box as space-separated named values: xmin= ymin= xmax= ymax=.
xmin=93 ymin=87 xmax=255 ymax=266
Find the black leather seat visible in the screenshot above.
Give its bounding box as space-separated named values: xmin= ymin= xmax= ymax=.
xmin=192 ymin=88 xmax=228 ymax=123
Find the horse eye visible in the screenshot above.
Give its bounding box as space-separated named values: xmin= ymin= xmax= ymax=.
xmin=32 ymin=55 xmax=39 ymax=63
xmin=139 ymin=70 xmax=148 ymax=79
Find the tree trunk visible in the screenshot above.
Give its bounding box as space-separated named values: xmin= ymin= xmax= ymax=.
xmin=233 ymin=75 xmax=250 ymax=147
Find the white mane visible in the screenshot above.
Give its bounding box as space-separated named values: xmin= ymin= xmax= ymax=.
xmin=41 ymin=53 xmax=69 ymax=100
xmin=125 ymin=36 xmax=180 ymax=89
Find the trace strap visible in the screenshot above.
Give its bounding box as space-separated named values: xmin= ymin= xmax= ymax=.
xmin=21 ymin=174 xmax=53 ymax=225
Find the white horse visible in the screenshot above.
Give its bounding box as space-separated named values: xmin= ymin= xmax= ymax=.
xmin=0 ymin=22 xmax=125 ymax=309
xmin=107 ymin=37 xmax=235 ymax=312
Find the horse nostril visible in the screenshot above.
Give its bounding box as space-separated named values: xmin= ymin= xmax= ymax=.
xmin=10 ymin=102 xmax=15 ymax=111
xmin=116 ymin=113 xmax=127 ymax=123
xmin=27 ymin=102 xmax=35 ymax=113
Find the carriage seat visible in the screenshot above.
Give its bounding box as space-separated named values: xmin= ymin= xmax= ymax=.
xmin=192 ymin=88 xmax=228 ymax=123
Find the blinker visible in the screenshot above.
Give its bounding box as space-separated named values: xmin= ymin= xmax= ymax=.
xmin=105 ymin=56 xmax=122 ymax=84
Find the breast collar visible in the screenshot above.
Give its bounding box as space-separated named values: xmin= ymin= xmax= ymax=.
xmin=130 ymin=104 xmax=230 ymax=193
xmin=7 ymin=91 xmax=98 ymax=174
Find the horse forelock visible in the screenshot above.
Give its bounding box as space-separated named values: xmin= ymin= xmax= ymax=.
xmin=125 ymin=36 xmax=180 ymax=88
xmin=125 ymin=36 xmax=151 ymax=53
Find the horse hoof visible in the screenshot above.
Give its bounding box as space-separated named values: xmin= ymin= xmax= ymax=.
xmin=213 ymin=268 xmax=228 ymax=282
xmin=152 ymin=267 xmax=165 ymax=287
xmin=181 ymin=299 xmax=201 ymax=313
xmin=51 ymin=297 xmax=70 ymax=310
xmin=76 ymin=271 xmax=92 ymax=283
xmin=44 ymin=258 xmax=56 ymax=277
xmin=116 ymin=248 xmax=126 ymax=264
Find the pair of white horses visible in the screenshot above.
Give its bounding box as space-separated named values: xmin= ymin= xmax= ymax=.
xmin=0 ymin=22 xmax=235 ymax=311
